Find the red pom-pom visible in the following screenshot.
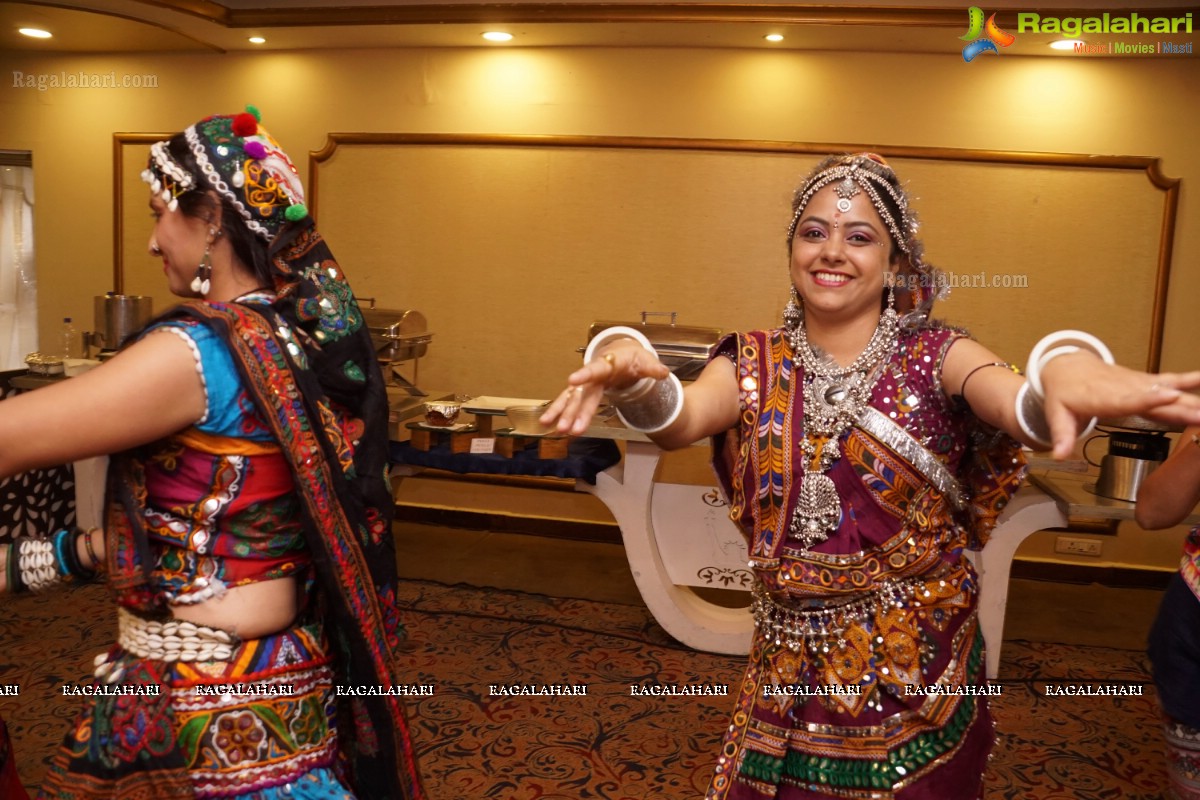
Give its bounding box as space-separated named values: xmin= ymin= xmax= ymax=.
xmin=231 ymin=113 xmax=258 ymax=137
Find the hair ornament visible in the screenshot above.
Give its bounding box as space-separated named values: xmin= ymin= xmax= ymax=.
xmin=142 ymin=142 xmax=195 ymax=214
xmin=145 ymin=108 xmax=307 ymax=242
xmin=232 ymin=112 xmax=259 ymax=137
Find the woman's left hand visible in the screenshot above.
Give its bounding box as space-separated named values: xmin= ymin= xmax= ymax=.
xmin=1042 ymin=352 xmax=1200 ymax=458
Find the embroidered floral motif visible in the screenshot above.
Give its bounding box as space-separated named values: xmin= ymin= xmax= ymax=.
xmin=212 ymin=710 xmax=268 ymax=767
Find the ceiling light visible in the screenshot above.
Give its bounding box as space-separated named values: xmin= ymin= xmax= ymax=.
xmin=1050 ymin=39 xmax=1083 ymax=50
xmin=248 ymin=36 xmax=266 ymax=45
xmin=19 ymin=28 xmax=52 ymax=39
xmin=482 ymin=31 xmax=513 ymax=42
xmin=764 ymin=34 xmax=784 ymax=43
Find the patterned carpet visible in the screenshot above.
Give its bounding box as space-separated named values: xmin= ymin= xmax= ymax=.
xmin=0 ymin=579 xmax=1171 ymax=799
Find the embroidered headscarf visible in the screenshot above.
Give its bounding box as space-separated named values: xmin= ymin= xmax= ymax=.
xmin=117 ymin=108 xmax=424 ymax=798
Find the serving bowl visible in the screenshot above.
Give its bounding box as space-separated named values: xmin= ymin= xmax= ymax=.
xmin=424 ymin=400 xmax=463 ymax=427
xmin=505 ymin=405 xmax=555 ymax=436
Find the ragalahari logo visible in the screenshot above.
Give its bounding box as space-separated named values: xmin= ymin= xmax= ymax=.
xmin=960 ymin=7 xmax=1016 ymax=61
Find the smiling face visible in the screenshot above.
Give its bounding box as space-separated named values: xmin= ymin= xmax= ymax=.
xmin=148 ymin=192 xmax=212 ymax=298
xmin=789 ymin=183 xmax=899 ymax=324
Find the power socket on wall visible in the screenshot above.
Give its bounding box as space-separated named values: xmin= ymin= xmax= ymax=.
xmin=1055 ymin=536 xmax=1103 ymax=557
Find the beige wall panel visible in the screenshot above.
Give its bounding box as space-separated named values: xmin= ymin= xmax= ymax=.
xmin=311 ymin=142 xmax=1165 ymax=399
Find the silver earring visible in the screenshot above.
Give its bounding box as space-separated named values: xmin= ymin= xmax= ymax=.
xmin=783 ymin=286 xmax=803 ymax=332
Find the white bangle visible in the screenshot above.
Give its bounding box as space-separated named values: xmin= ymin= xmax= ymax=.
xmin=584 ymin=325 xmax=657 ymax=401
xmin=583 ymin=325 xmax=684 ymax=433
xmin=1025 ymin=330 xmax=1114 ymax=401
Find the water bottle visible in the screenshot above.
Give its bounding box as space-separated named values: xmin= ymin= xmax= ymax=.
xmin=61 ymin=317 xmax=80 ymax=360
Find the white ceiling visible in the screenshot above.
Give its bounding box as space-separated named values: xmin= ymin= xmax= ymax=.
xmin=3 ymin=0 xmax=1197 ymax=55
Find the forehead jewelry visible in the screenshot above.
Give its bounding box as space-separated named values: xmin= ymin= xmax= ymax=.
xmin=834 ymin=173 xmax=860 ymax=213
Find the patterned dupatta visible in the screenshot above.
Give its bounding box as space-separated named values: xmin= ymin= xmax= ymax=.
xmin=103 ymin=222 xmax=423 ymax=799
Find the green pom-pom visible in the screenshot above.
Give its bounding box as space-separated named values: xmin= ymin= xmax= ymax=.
xmin=284 ymin=203 xmax=307 ymax=221
xmin=245 ymin=104 xmax=262 ymax=122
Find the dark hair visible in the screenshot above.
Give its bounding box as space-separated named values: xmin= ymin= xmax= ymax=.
xmin=165 ymin=133 xmax=275 ymax=289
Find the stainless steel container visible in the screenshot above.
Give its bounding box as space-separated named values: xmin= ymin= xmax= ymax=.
xmin=1094 ymin=454 xmax=1160 ymax=503
xmin=93 ymin=294 xmax=153 ymax=351
xmin=361 ymin=307 xmax=433 ymax=363
xmin=1085 ymin=426 xmax=1171 ymax=502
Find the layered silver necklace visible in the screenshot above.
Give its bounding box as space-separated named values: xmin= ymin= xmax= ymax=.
xmin=787 ymin=307 xmax=900 ymax=549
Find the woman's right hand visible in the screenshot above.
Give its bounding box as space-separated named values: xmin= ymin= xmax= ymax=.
xmin=540 ymin=337 xmax=671 ymax=437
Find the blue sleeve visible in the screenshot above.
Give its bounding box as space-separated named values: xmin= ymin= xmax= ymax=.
xmin=149 ymin=320 xmax=273 ymax=441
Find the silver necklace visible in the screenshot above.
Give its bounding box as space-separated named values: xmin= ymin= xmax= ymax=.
xmin=787 ymin=307 xmax=899 ymax=549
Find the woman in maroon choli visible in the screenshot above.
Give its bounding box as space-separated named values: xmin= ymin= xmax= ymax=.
xmin=543 ymin=152 xmax=1200 ymax=798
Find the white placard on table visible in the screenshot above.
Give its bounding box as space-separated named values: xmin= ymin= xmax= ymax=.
xmin=470 ymin=437 xmax=496 ymax=454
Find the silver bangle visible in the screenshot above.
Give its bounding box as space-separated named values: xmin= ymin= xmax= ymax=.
xmin=1014 ymin=382 xmax=1052 ymax=449
xmin=1014 ymin=381 xmax=1099 ymax=450
xmin=613 ymin=372 xmax=685 ymax=434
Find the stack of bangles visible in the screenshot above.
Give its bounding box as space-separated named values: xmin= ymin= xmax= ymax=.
xmin=585 ymin=326 xmax=684 ymax=434
xmin=1014 ymin=330 xmax=1114 ymax=449
xmin=4 ymin=527 xmax=102 ymax=594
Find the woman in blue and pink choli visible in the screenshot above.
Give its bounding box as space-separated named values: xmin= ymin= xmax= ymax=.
xmin=0 ymin=109 xmax=424 ymax=800
xmin=543 ymin=153 xmax=1200 ymax=799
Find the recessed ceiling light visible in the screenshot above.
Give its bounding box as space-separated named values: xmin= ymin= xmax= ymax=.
xmin=482 ymin=31 xmax=513 ymax=42
xmin=764 ymin=34 xmax=784 ymax=43
xmin=1050 ymin=39 xmax=1083 ymax=50
xmin=248 ymin=36 xmax=266 ymax=45
xmin=19 ymin=28 xmax=52 ymax=39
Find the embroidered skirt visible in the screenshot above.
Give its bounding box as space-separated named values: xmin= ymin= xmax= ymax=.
xmin=39 ymin=619 xmax=352 ymax=799
xmin=708 ymin=569 xmax=992 ymax=800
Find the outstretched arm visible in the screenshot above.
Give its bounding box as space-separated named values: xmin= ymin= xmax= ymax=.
xmin=0 ymin=329 xmax=206 ymax=480
xmin=541 ymin=336 xmax=740 ymax=451
xmin=1135 ymin=426 xmax=1200 ymax=530
xmin=943 ymin=337 xmax=1200 ymax=459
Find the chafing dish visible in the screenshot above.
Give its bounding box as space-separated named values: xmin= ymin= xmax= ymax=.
xmin=582 ymin=312 xmax=725 ymax=381
xmin=359 ymin=300 xmax=435 ymax=407
xmin=361 ymin=306 xmax=432 ymax=364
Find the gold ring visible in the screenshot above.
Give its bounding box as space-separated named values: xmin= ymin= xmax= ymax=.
xmin=603 ymin=353 xmax=616 ymax=369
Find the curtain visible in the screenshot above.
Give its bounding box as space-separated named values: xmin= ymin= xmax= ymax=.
xmin=0 ymin=166 xmax=36 ymax=371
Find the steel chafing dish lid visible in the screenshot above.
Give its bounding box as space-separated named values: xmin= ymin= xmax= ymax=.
xmin=361 ymin=307 xmax=430 ymax=340
xmin=361 ymin=307 xmax=433 ymax=362
xmin=585 ymin=319 xmax=724 ymax=355
xmin=583 ymin=317 xmax=725 ymax=379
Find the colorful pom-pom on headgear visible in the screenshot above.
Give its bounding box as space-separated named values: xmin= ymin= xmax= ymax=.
xmin=231 ymin=112 xmax=259 ymax=137
xmin=141 ymin=105 xmax=307 ymax=243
